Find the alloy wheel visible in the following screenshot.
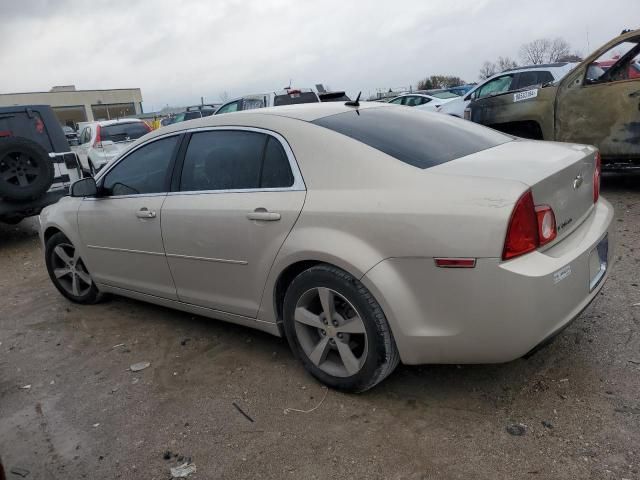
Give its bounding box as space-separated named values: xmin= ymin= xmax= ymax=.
xmin=50 ymin=242 xmax=93 ymax=297
xmin=293 ymin=287 xmax=368 ymax=377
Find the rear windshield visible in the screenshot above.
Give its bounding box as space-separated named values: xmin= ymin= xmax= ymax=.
xmin=274 ymin=92 xmax=319 ymax=106
xmin=100 ymin=122 xmax=149 ymax=142
xmin=312 ymin=107 xmax=512 ymax=169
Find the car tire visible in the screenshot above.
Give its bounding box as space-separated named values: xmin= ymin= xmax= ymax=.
xmin=283 ymin=264 xmax=400 ymax=393
xmin=45 ymin=232 xmax=103 ymax=304
xmin=0 ymin=137 xmax=55 ymax=201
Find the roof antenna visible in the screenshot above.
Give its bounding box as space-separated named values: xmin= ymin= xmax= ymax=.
xmin=345 ymin=92 xmax=361 ymax=107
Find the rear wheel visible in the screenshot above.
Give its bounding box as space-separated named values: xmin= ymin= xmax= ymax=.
xmin=45 ymin=232 xmax=103 ymax=304
xmin=283 ymin=264 xmax=399 ymax=392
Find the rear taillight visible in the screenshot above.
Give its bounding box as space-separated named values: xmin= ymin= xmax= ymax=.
xmin=535 ymin=205 xmax=557 ymax=246
xmin=593 ymin=151 xmax=601 ymax=203
xmin=503 ymin=190 xmax=538 ymax=260
xmin=502 ymin=190 xmax=558 ymax=260
xmin=93 ymin=125 xmax=102 ymax=147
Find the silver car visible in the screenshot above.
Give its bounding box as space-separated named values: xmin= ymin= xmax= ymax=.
xmin=40 ymin=102 xmax=614 ymax=392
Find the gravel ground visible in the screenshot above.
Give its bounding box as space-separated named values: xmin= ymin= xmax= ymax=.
xmin=0 ymin=174 xmax=639 ymax=480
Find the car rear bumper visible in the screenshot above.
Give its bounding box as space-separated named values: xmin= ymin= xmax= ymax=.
xmin=361 ymin=198 xmax=615 ymax=365
xmin=0 ymin=188 xmax=69 ymax=221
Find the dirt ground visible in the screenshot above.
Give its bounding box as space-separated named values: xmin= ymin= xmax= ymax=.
xmin=1 ymin=174 xmax=639 ymax=480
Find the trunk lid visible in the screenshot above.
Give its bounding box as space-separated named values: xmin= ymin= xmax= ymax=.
xmin=430 ymin=139 xmax=598 ymax=244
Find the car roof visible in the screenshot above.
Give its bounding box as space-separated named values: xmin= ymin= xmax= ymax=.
xmin=150 ymin=102 xmax=393 ymax=139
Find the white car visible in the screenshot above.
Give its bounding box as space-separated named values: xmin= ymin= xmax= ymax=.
xmin=387 ymin=91 xmax=459 ymax=112
xmin=75 ymin=119 xmax=151 ymax=175
xmin=215 ymin=88 xmax=321 ymax=114
xmin=438 ymin=62 xmax=578 ymax=118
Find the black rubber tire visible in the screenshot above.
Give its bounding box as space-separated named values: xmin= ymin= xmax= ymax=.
xmin=0 ymin=137 xmax=55 ymax=201
xmin=45 ymin=232 xmax=103 ymax=304
xmin=283 ymin=264 xmax=400 ymax=393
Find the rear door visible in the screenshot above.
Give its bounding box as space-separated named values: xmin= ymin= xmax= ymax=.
xmin=161 ymin=128 xmax=306 ymax=318
xmin=555 ymin=36 xmax=640 ymax=160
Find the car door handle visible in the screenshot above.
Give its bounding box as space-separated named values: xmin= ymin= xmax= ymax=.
xmin=136 ymin=207 xmax=156 ymax=219
xmin=247 ymin=209 xmax=281 ymax=221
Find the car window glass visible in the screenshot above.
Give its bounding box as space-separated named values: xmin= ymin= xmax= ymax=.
xmin=102 ymin=136 xmax=178 ymax=196
xmin=515 ymin=71 xmax=540 ymax=89
xmin=273 ymin=92 xmax=319 ymax=106
xmin=179 ymin=130 xmax=265 ymax=191
xmin=587 ymin=40 xmax=640 ymax=83
xmin=536 ymin=71 xmax=554 ymax=85
xmin=313 ymin=107 xmax=512 ymax=169
xmin=79 ymin=128 xmax=88 ymax=144
xmin=261 ymin=137 xmax=294 ymax=188
xmin=389 ymin=98 xmax=403 ymax=105
xmin=242 ymin=98 xmax=266 ymax=110
xmin=100 ymin=122 xmax=149 ymax=143
xmin=477 ymin=75 xmax=514 ymax=98
xmin=405 ymin=97 xmax=418 ymax=107
xmin=216 ymin=101 xmax=240 ymax=114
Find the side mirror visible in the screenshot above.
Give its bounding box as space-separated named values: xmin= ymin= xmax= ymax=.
xmin=70 ymin=177 xmax=98 ymax=197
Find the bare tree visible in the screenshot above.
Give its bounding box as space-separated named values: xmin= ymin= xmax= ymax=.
xmin=497 ymin=56 xmax=518 ymax=71
xmin=520 ymin=37 xmax=573 ymax=64
xmin=547 ymin=38 xmax=571 ymax=62
xmin=479 ymin=61 xmax=497 ymax=80
xmin=219 ymin=91 xmax=229 ymax=102
xmin=417 ymin=75 xmax=465 ymax=90
xmin=520 ymin=38 xmax=550 ymax=64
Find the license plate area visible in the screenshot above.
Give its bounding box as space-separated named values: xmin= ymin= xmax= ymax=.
xmin=589 ymin=234 xmax=608 ymax=291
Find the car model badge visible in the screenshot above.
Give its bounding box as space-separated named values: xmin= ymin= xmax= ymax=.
xmin=573 ymin=174 xmax=583 ymax=189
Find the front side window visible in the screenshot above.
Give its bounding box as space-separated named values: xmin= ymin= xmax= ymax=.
xmin=476 ymin=75 xmax=515 ymax=99
xmin=102 ymin=136 xmax=179 ymax=196
xmin=587 ymin=39 xmax=640 ymax=84
xmin=216 ymin=101 xmax=240 ymax=114
xmin=389 ymin=97 xmax=404 ymax=105
xmin=179 ymin=131 xmax=294 ymax=192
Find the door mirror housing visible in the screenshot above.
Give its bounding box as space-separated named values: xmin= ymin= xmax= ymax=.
xmin=70 ymin=177 xmax=98 ymax=197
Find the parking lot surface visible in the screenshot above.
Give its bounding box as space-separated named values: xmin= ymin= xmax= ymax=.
xmin=1 ymin=174 xmax=639 ymax=480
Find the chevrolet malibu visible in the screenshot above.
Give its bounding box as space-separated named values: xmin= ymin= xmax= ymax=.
xmin=39 ymin=102 xmax=614 ymax=392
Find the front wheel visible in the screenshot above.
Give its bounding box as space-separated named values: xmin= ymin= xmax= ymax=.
xmin=283 ymin=264 xmax=399 ymax=393
xmin=45 ymin=232 xmax=103 ymax=304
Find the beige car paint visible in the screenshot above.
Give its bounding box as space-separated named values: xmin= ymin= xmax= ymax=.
xmin=77 ymin=194 xmax=178 ymax=300
xmin=469 ymin=29 xmax=640 ymax=163
xmin=162 ymin=189 xmax=306 ymax=317
xmin=40 ymin=102 xmax=614 ymax=365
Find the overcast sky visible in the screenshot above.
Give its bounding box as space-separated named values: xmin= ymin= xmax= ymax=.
xmin=1 ymin=0 xmax=638 ymax=111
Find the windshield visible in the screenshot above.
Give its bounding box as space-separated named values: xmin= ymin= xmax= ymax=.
xmin=100 ymin=122 xmax=149 ymax=143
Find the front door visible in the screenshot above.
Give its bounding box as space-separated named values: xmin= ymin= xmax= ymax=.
xmin=78 ymin=134 xmax=181 ymax=299
xmin=555 ymin=35 xmax=640 ymax=160
xmin=161 ymin=129 xmax=306 ymax=318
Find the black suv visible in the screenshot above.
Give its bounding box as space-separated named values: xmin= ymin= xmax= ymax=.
xmin=0 ymin=105 xmax=81 ymax=224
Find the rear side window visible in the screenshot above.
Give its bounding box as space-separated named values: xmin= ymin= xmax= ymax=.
xmin=312 ymin=107 xmax=512 ymax=169
xmin=100 ymin=122 xmax=149 ymax=143
xmin=273 ymin=92 xmax=319 ymax=106
xmin=179 ymin=131 xmax=294 ymax=191
xmin=261 ymin=137 xmax=294 ymax=188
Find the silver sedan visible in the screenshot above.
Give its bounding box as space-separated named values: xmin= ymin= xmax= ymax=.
xmin=39 ymin=102 xmax=614 ymax=392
